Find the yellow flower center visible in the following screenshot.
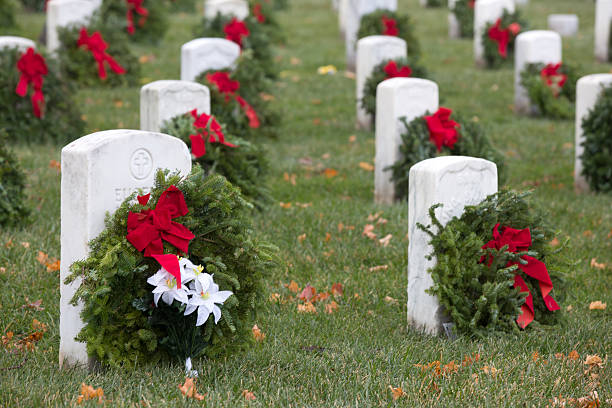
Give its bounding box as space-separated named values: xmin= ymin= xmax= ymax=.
xmin=200 ymin=291 xmax=210 ymax=300
xmin=166 ymin=278 xmax=177 ymax=289
xmin=195 ymin=265 xmax=204 ymax=275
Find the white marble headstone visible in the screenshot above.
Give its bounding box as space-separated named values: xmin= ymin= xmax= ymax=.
xmin=408 ymin=156 xmax=498 ymax=335
xmin=46 ymin=0 xmax=101 ymax=53
xmin=548 ymin=14 xmax=579 ymax=37
xmin=0 ymin=36 xmax=36 ymax=52
xmin=60 ymin=130 xmax=192 ymax=368
xmin=474 ymin=0 xmax=515 ymax=66
xmin=180 ymin=38 xmax=241 ymax=82
xmin=344 ymin=0 xmax=397 ymax=72
xmin=448 ymin=0 xmax=460 ymax=39
xmin=574 ymin=74 xmax=612 ymax=193
xmin=339 ymin=0 xmax=348 ymax=38
xmin=140 ymin=80 xmax=211 ymax=133
xmin=595 ymin=0 xmax=612 ymax=62
xmin=356 ymin=35 xmax=407 ymax=130
xmin=375 ymin=78 xmax=439 ymax=205
xmin=204 ymin=0 xmax=249 ymax=20
xmin=514 ymin=30 xmax=562 ymax=114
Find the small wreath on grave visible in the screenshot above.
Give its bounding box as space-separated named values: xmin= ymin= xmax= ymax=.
xmin=193 ymin=13 xmax=277 ymax=79
xmin=519 ymin=62 xmax=578 ymax=119
xmin=0 ymin=130 xmax=29 ymax=227
xmin=418 ymin=190 xmax=567 ymax=336
xmin=361 ymin=57 xmax=429 ymax=121
xmin=66 ymin=167 xmax=278 ymax=367
xmin=579 ymin=85 xmax=612 ymax=193
xmin=195 ymin=51 xmax=281 ymax=139
xmin=160 ymin=109 xmax=271 ymax=207
xmin=0 ymin=0 xmax=18 ymax=32
xmin=0 ymin=47 xmax=85 ymax=143
xmin=249 ymin=0 xmax=285 ymax=44
xmin=482 ymin=9 xmax=528 ymax=69
xmin=357 ymin=9 xmax=421 ymax=61
xmin=56 ymin=20 xmax=141 ymax=87
xmin=97 ymin=0 xmax=169 ymax=44
xmin=452 ymin=0 xmax=475 ymax=38
xmin=388 ymin=107 xmax=507 ymax=200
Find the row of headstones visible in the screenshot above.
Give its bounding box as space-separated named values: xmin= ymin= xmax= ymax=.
xmin=44 ymin=0 xmax=250 ymax=53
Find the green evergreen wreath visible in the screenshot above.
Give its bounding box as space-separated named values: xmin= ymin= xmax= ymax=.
xmin=66 ymin=167 xmax=278 ymax=367
xmin=0 ymin=0 xmax=18 ymax=32
xmin=361 ymin=57 xmax=428 ymax=120
xmin=56 ymin=20 xmax=141 ymax=88
xmin=160 ymin=113 xmax=271 ymax=207
xmin=0 ymin=130 xmax=29 ymax=227
xmin=269 ymin=0 xmax=288 ymax=10
xmin=357 ymin=10 xmax=421 ymax=61
xmin=98 ymin=0 xmax=170 ymax=44
xmin=195 ymin=52 xmax=280 ymax=140
xmin=248 ymin=0 xmax=285 ymax=44
xmin=519 ymin=63 xmax=578 ymax=120
xmin=482 ymin=9 xmax=527 ymax=69
xmin=168 ymin=0 xmax=197 ymax=12
xmin=388 ymin=113 xmax=506 ymax=200
xmin=18 ymin=0 xmax=44 ymax=11
xmin=193 ymin=13 xmax=278 ymax=80
xmin=580 ymin=86 xmax=612 ymax=193
xmin=452 ymin=0 xmax=474 ymax=38
xmin=0 ymin=47 xmax=85 ymax=144
xmin=419 ymin=190 xmax=566 ymax=337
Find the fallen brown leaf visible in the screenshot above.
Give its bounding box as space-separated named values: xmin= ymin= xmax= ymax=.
xmin=49 ymin=160 xmax=61 ymax=171
xmin=323 ymin=168 xmax=338 ymax=178
xmin=325 ymin=301 xmax=339 ymax=314
xmin=285 ymin=281 xmax=300 ymax=293
xmin=297 ymin=234 xmax=306 ymax=243
xmin=297 ymin=302 xmax=317 ymax=314
xmin=363 ymin=224 xmax=377 ymax=240
xmin=21 ymin=299 xmax=44 ymax=311
xmin=369 ymin=265 xmax=388 ymax=272
xmin=379 ymin=234 xmax=392 ymax=247
xmin=359 ymin=162 xmax=374 ymax=171
xmin=252 ymin=325 xmax=265 ymax=342
xmin=242 ymin=390 xmax=256 ymax=401
xmin=298 ymin=284 xmax=316 ymax=302
xmin=179 ymin=378 xmax=205 ymax=401
xmin=331 ymin=283 xmax=344 ymax=298
xmin=388 ymin=386 xmax=405 ymax=401
xmin=77 ymin=383 xmax=104 ymax=404
xmin=589 ymin=301 xmax=607 ymax=310
xmin=279 ymin=202 xmax=292 ymax=209
xmin=590 ymin=258 xmax=606 ymax=270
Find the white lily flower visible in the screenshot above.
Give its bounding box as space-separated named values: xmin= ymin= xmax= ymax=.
xmin=147 ymin=266 xmax=190 ymax=307
xmin=184 ymin=273 xmax=233 ymax=326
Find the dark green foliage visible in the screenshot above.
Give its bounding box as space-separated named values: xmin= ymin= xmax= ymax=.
xmin=452 ymin=0 xmax=474 ymax=38
xmin=167 ymin=0 xmax=197 ymax=12
xmin=18 ymin=0 xmax=44 ymax=11
xmin=98 ymin=0 xmax=169 ymax=44
xmin=357 ymin=10 xmax=421 ymax=61
xmin=361 ymin=57 xmax=428 ymax=120
xmin=482 ymin=9 xmax=528 ymax=69
xmin=580 ymin=86 xmax=612 ymax=193
xmin=248 ymin=0 xmax=286 ymax=44
xmin=419 ymin=190 xmax=566 ymax=336
xmin=0 ymin=48 xmax=85 ymax=144
xmin=161 ymin=112 xmax=271 ymax=207
xmin=56 ymin=20 xmax=141 ymax=88
xmin=520 ymin=63 xmax=578 ymax=120
xmin=193 ymin=13 xmax=278 ymax=79
xmin=0 ymin=0 xmax=18 ymax=32
xmin=66 ymin=167 xmax=278 ymax=367
xmin=388 ymin=113 xmax=507 ymax=200
xmin=0 ymin=130 xmax=29 ymax=227
xmin=425 ymin=0 xmax=444 ymax=7
xmin=269 ymin=0 xmax=288 ymax=10
xmin=195 ymin=52 xmax=281 ymax=140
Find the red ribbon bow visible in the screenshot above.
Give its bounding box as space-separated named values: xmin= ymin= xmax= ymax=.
xmin=15 ymin=47 xmax=48 ymax=118
xmin=468 ymin=0 xmax=475 ymax=8
xmin=253 ymin=3 xmax=265 ymax=23
xmin=206 ymin=72 xmax=260 ymax=128
xmin=126 ymin=186 xmax=195 ymax=257
xmin=424 ymin=107 xmax=460 ymax=152
xmin=77 ymin=28 xmax=126 ymax=79
xmin=488 ymin=19 xmax=521 ymax=59
xmin=224 ymin=18 xmax=250 ymax=48
xmin=540 ymin=63 xmax=567 ymax=97
xmin=189 ymin=109 xmax=237 ymax=158
xmin=381 ymin=15 xmax=399 ymax=36
xmin=482 ymin=224 xmax=560 ymax=329
xmin=384 ymin=60 xmax=412 ymax=79
xmin=126 ymin=0 xmax=149 ymax=35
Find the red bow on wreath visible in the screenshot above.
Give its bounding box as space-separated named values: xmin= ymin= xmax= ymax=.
xmin=381 ymin=15 xmax=399 ymax=36
xmin=77 ymin=28 xmax=126 ymax=79
xmin=424 ymin=107 xmax=460 ymax=152
xmin=15 ymin=47 xmax=48 ymax=118
xmin=224 ymin=18 xmax=250 ymax=48
xmin=126 ymin=186 xmax=195 ymax=257
xmin=206 ymin=72 xmax=260 ymax=128
xmin=468 ymin=0 xmax=475 ymax=8
xmin=126 ymin=0 xmax=149 ymax=35
xmin=540 ymin=63 xmax=567 ymax=97
xmin=189 ymin=109 xmax=237 ymax=158
xmin=487 ymin=19 xmax=521 ymax=59
xmin=253 ymin=3 xmax=265 ymax=23
xmin=482 ymin=224 xmax=560 ymax=329
xmin=384 ymin=60 xmax=412 ymax=79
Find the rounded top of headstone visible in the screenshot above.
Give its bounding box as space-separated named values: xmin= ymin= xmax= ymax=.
xmin=377 ymin=77 xmax=438 ymax=91
xmin=516 ymin=30 xmax=561 ymax=42
xmin=548 ymin=14 xmax=578 ymax=20
xmin=181 ymin=38 xmax=241 ymax=54
xmin=409 ymin=156 xmax=498 ymax=178
xmin=0 ymin=36 xmax=36 ymax=51
xmin=577 ymin=73 xmax=612 ymax=86
xmin=357 ymin=35 xmax=407 ymax=47
xmin=140 ymin=80 xmax=210 ymax=93
xmin=62 ymin=130 xmax=189 ymax=156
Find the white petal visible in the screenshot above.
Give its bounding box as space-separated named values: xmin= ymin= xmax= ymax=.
xmin=153 ymin=292 xmax=161 ymax=306
xmin=184 ymin=304 xmax=197 ymax=316
xmin=173 ymin=289 xmax=189 ymax=305
xmin=211 ymin=290 xmax=233 ymax=305
xmin=161 ymin=292 xmax=174 ymax=306
xmin=196 ymin=307 xmax=211 ymax=326
xmin=152 ymin=286 xmax=169 ymax=294
xmin=212 ymin=305 xmax=221 ymax=324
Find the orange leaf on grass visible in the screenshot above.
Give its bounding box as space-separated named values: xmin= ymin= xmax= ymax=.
xmin=21 ymin=299 xmax=44 ymax=311
xmin=269 ymin=293 xmax=281 ymax=303
xmin=388 ymin=386 xmax=405 ymax=401
xmin=252 ymin=325 xmax=265 ymax=342
xmin=323 ymin=168 xmax=338 ymax=178
xmin=49 ymin=160 xmax=61 ymax=171
xmin=297 ymin=302 xmax=317 ymax=314
xmin=279 ymin=202 xmax=292 ymax=209
xmin=549 ymin=238 xmax=560 ymax=247
xmin=77 ymin=383 xmax=104 ymax=404
xmin=589 ymin=301 xmax=607 ymax=310
xmin=297 ymin=234 xmax=306 ymax=243
xmin=568 ymin=350 xmax=580 ymax=361
xmin=379 ymin=234 xmax=392 ymax=247
xmin=179 ymin=378 xmax=206 ymax=401
xmin=298 ymin=284 xmax=316 ymax=302
xmin=369 ymin=265 xmax=388 ymax=272
xmin=331 ymin=283 xmax=344 ymax=298
xmin=325 ymin=232 xmax=331 ymax=242
xmin=284 ymin=281 xmax=300 ymax=293
xmin=242 ymin=390 xmax=256 ymax=401
xmin=590 ymin=258 xmax=606 ymax=270
xmin=325 ymin=301 xmax=339 ymax=314
xmin=359 ymin=162 xmax=374 ymax=171
xmin=362 ymin=224 xmax=377 ymax=240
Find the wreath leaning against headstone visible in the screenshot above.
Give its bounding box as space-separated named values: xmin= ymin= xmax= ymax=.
xmin=482 ymin=9 xmax=528 ymax=69
xmin=0 ymin=130 xmax=29 ymax=227
xmin=520 ymin=62 xmax=579 ymax=119
xmin=388 ymin=107 xmax=506 ymax=201
xmin=98 ymin=0 xmax=170 ymax=44
xmin=580 ymin=85 xmax=612 ymax=193
xmin=66 ymin=167 xmax=279 ymax=368
xmin=452 ymin=0 xmax=475 ymax=38
xmin=357 ymin=9 xmax=421 ymax=61
xmin=0 ymin=46 xmax=85 ymax=144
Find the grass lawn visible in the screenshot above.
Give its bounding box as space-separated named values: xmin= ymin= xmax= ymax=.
xmin=1 ymin=0 xmax=611 ymax=406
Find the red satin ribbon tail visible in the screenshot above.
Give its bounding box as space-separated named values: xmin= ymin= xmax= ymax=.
xmin=236 ymin=96 xmax=260 ymax=128
xmin=514 ymin=275 xmax=534 ymax=329
xmin=152 ymin=254 xmax=182 ymax=288
xmin=31 ymin=90 xmax=44 ymax=118
xmin=15 ymin=76 xmax=29 ymax=97
xmin=190 ymin=134 xmax=206 ymax=158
